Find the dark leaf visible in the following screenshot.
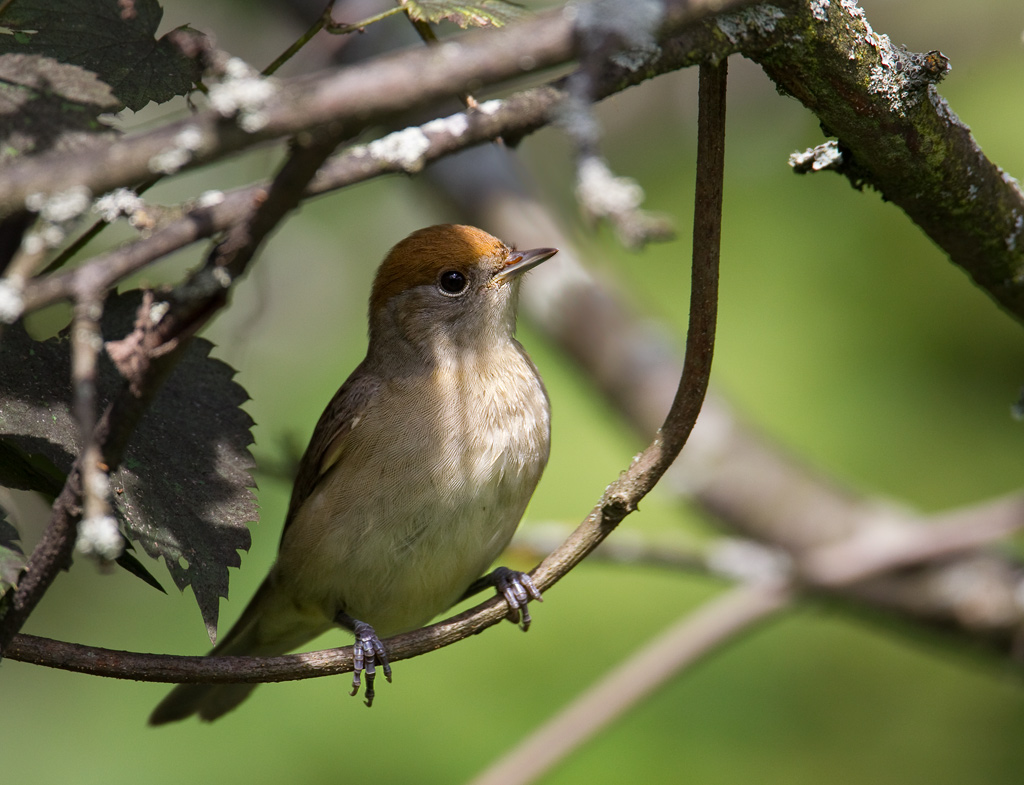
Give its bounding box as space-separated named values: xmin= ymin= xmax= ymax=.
xmin=0 ymin=54 xmax=119 ymax=165
xmin=401 ymin=0 xmax=526 ymax=28
xmin=116 ymin=544 xmax=166 ymax=594
xmin=0 ymin=290 xmax=256 ymax=639
xmin=0 ymin=0 xmax=202 ymax=111
xmin=0 ymin=510 xmax=26 ymax=598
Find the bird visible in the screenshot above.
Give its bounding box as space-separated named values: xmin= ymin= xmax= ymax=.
xmin=150 ymin=224 xmax=556 ymax=724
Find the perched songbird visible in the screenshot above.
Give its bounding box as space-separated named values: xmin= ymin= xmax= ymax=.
xmin=150 ymin=224 xmax=556 ymax=724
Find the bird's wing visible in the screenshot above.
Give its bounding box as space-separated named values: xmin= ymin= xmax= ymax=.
xmin=281 ymin=361 xmax=381 ymax=541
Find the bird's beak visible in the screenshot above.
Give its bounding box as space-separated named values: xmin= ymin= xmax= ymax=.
xmin=493 ymin=247 xmax=558 ymax=285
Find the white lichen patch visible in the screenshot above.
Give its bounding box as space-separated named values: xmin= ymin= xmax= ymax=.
xmin=716 ymin=5 xmax=786 ymax=45
xmin=0 ymin=280 xmax=24 ymax=323
xmin=365 ymin=127 xmax=432 ymax=173
xmin=76 ymin=514 xmax=124 ymax=561
xmin=149 ymin=126 xmax=204 ymax=175
xmin=211 ymin=266 xmax=233 ymax=288
xmin=197 ymin=190 xmax=226 ymax=208
xmin=94 ymin=188 xmax=144 ymax=223
xmin=610 ymin=41 xmax=662 ymax=72
xmin=810 ymin=0 xmax=830 ymax=21
xmin=26 ymin=185 xmax=92 ymax=223
xmin=477 ymin=99 xmax=503 ymax=116
xmin=868 ymin=64 xmax=915 ymax=116
xmin=789 ymin=140 xmax=843 ymax=172
xmin=1005 ymin=211 xmax=1024 ymax=253
xmin=422 ymin=112 xmax=469 ymax=138
xmin=149 ymin=300 xmax=170 ymax=324
xmin=208 ymin=57 xmax=277 ymax=133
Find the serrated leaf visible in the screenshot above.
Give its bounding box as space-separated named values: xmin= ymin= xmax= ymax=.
xmin=0 ymin=290 xmax=256 ymax=639
xmin=0 ymin=511 xmax=26 ymax=598
xmin=0 ymin=0 xmax=202 ymax=111
xmin=0 ymin=54 xmax=119 ymax=166
xmin=401 ymin=0 xmax=526 ymax=28
xmin=115 ymin=544 xmax=166 ymax=594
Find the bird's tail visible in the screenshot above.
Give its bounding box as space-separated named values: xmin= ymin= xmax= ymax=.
xmin=149 ymin=577 xmax=328 ymax=725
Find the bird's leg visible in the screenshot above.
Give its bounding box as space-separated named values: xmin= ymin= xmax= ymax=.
xmin=484 ymin=566 xmax=543 ymax=631
xmin=335 ymin=611 xmax=391 ymax=707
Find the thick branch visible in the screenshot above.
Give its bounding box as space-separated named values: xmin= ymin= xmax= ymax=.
xmin=745 ymin=2 xmax=1024 ymax=321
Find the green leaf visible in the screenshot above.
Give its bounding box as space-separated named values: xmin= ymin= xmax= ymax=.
xmin=0 ymin=512 xmax=26 ymax=599
xmin=0 ymin=0 xmax=202 ymax=111
xmin=0 ymin=54 xmax=119 ymax=166
xmin=400 ymin=0 xmax=526 ymax=28
xmin=0 ymin=290 xmax=256 ymax=639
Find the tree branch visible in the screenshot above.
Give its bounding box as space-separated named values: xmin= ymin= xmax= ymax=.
xmin=16 ymin=15 xmax=726 ymax=316
xmin=745 ymin=2 xmax=1024 ymax=322
xmin=466 ymin=581 xmax=793 ymax=785
xmin=0 ymin=0 xmax=757 ymax=220
xmin=17 ymin=1 xmax=1022 ymax=330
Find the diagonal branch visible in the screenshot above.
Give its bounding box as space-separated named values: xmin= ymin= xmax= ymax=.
xmin=466 ymin=580 xmax=793 ymax=785
xmin=0 ymin=0 xmax=758 ymax=220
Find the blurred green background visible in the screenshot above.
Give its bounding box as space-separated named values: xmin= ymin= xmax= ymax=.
xmin=6 ymin=1 xmax=1024 ymax=783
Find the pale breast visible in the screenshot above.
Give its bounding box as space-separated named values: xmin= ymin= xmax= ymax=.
xmin=276 ymin=344 xmax=549 ymax=638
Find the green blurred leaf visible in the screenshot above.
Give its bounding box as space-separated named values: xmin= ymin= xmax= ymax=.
xmin=0 ymin=0 xmax=202 ymax=111
xmin=400 ymin=0 xmax=526 ymax=28
xmin=0 ymin=290 xmax=256 ymax=639
xmin=0 ymin=54 xmax=119 ymax=165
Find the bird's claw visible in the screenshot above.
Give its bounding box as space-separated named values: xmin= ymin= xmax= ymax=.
xmin=350 ymin=620 xmax=391 ymax=707
xmin=490 ymin=566 xmax=543 ymax=631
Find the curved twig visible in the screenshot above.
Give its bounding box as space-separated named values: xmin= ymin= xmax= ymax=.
xmin=1 ymin=51 xmax=727 ymax=685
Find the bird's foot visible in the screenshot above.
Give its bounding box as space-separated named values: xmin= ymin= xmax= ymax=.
xmin=343 ymin=617 xmax=391 ymax=707
xmin=488 ymin=566 xmax=543 ymax=631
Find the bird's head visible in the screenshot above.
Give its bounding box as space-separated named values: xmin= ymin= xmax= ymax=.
xmin=367 ymin=224 xmax=556 ymax=365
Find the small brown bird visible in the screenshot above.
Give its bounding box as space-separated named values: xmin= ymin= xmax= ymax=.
xmin=150 ymin=224 xmax=556 ymax=723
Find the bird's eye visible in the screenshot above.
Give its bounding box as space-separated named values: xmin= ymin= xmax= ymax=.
xmin=438 ymin=269 xmax=468 ymax=296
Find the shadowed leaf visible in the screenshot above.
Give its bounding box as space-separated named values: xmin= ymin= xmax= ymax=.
xmin=0 ymin=0 xmax=202 ymax=111
xmin=0 ymin=512 xmax=26 ymax=599
xmin=0 ymin=290 xmax=256 ymax=639
xmin=0 ymin=54 xmax=119 ymax=165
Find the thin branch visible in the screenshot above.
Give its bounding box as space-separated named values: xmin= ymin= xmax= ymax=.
xmin=262 ymin=0 xmax=333 ymax=77
xmin=466 ymin=581 xmax=793 ymax=785
xmin=39 ymin=176 xmax=163 ymax=276
xmin=16 ymin=22 xmax=720 ymax=317
xmin=69 ymin=291 xmax=122 ymax=563
xmin=0 ymin=0 xmax=755 ymax=220
xmin=801 ymin=493 xmax=1024 ymax=588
